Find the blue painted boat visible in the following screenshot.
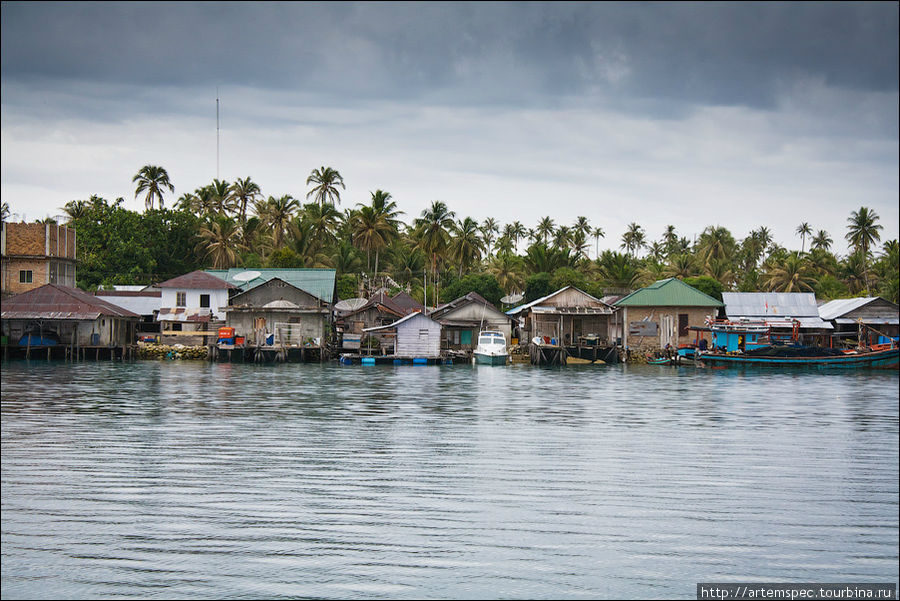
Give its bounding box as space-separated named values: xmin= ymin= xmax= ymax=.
xmin=697 ymin=346 xmax=899 ymax=369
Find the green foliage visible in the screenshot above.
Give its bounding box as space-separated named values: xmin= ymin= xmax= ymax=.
xmin=439 ymin=273 xmax=503 ymax=306
xmin=525 ymin=272 xmax=553 ymax=302
xmin=65 ymin=197 xmax=201 ymax=290
xmin=683 ymin=275 xmax=725 ymax=301
xmin=266 ymin=247 xmax=302 ymax=268
xmin=814 ymin=275 xmax=850 ymax=301
xmin=336 ymin=274 xmax=359 ymax=300
xmin=549 ymin=267 xmax=588 ymax=292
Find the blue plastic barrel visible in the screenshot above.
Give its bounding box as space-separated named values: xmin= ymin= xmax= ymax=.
xmin=413 ymin=358 xmax=428 ymax=365
xmin=361 ymin=357 xmax=376 ymax=365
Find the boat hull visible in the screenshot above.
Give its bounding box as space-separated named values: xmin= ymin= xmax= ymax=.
xmin=697 ymin=348 xmax=899 ymax=369
xmin=474 ymin=352 xmax=508 ymax=366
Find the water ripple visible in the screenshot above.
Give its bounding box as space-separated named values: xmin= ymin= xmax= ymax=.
xmin=2 ymin=361 xmax=898 ymax=599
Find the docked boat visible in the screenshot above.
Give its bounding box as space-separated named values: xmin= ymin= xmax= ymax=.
xmin=696 ymin=345 xmax=898 ymax=369
xmin=691 ymin=318 xmax=899 ymax=369
xmin=474 ymin=330 xmax=509 ymax=365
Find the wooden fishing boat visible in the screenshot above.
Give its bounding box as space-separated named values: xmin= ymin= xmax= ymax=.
xmin=697 ymin=346 xmax=899 ymax=369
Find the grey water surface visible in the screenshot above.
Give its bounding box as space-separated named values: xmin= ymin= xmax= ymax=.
xmin=2 ymin=360 xmax=898 ymax=599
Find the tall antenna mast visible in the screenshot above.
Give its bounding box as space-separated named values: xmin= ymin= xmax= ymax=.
xmin=216 ymin=88 xmax=220 ymax=180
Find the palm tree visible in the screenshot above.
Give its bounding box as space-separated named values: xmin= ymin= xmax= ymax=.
xmin=553 ymin=225 xmax=572 ymax=250
xmin=196 ymin=216 xmax=246 ymax=269
xmin=450 ymin=217 xmax=485 ymax=276
xmin=209 ymin=179 xmax=234 ymax=215
xmin=261 ymin=194 xmax=300 ymax=249
xmin=481 ymin=218 xmax=499 ymax=255
xmin=665 ymin=253 xmax=697 ymax=279
xmin=0 ymin=201 xmax=9 ymax=222
xmin=754 ymin=226 xmax=773 ymax=261
xmin=596 ymin=250 xmax=639 ymax=289
xmin=662 ymin=225 xmax=678 ymax=255
xmin=487 ymin=253 xmax=525 ymax=293
xmin=302 ymin=201 xmax=343 ymax=249
xmin=647 ymin=241 xmax=666 ymax=262
xmin=306 ymin=166 xmax=345 ymax=207
xmin=351 ymin=190 xmax=403 ymax=277
xmin=811 ymin=229 xmax=832 ymax=251
xmin=414 ymin=201 xmax=456 ymax=305
xmin=573 ymin=216 xmax=591 ymax=240
xmin=511 ymin=221 xmax=527 ymax=252
xmin=591 ymin=226 xmax=605 ymax=259
xmin=696 ymin=226 xmax=736 ymax=266
xmin=846 ymin=206 xmax=883 ymax=294
xmin=62 ymin=200 xmax=88 ymax=222
xmin=620 ymin=223 xmax=646 ymax=256
xmin=796 ymin=222 xmax=812 ymax=254
xmin=229 ymin=177 xmax=261 ymax=224
xmin=762 ymin=253 xmax=816 ymax=292
xmin=133 ymin=165 xmax=174 ymax=211
xmin=536 ymin=216 xmax=555 ymax=244
xmin=570 ymin=230 xmax=590 ymax=260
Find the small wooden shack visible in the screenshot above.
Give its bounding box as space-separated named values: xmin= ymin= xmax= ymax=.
xmin=224 ymin=277 xmax=331 ymax=348
xmin=508 ymin=286 xmax=618 ymax=345
xmin=818 ymin=297 xmax=899 ymax=344
xmin=430 ymin=292 xmax=515 ymax=350
xmin=339 ymin=292 xmax=409 ymax=352
xmin=363 ymin=311 xmax=442 ymax=358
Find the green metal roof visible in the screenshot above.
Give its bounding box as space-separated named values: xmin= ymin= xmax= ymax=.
xmin=206 ymin=268 xmax=336 ymax=303
xmin=613 ymin=278 xmax=723 ymax=307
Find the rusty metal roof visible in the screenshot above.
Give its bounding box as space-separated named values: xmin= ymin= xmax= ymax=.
xmin=157 ymin=270 xmax=236 ymax=290
xmin=1 ymin=284 xmax=140 ymax=320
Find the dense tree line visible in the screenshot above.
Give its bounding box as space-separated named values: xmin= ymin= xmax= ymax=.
xmin=3 ymin=165 xmax=896 ymax=305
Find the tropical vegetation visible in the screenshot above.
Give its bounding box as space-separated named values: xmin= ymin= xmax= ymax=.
xmin=7 ymin=164 xmax=895 ymax=305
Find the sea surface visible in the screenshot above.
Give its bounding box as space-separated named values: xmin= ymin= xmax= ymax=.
xmin=2 ymin=360 xmax=898 ymax=599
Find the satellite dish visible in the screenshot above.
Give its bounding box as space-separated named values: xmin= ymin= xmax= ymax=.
xmin=501 ymin=293 xmax=524 ymax=304
xmin=334 ymin=298 xmax=368 ymax=311
xmin=233 ymin=270 xmax=262 ymax=282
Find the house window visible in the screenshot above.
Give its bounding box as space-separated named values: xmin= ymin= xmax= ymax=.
xmin=176 ymin=292 xmax=187 ymax=307
xmin=19 ymin=270 xmax=33 ymax=284
xmin=200 ymin=294 xmax=210 ymax=308
xmin=678 ymin=313 xmax=690 ymax=337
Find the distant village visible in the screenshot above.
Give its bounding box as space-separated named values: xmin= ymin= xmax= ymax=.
xmin=2 ymin=221 xmax=897 ymax=365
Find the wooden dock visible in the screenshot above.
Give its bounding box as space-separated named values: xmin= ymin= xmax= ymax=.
xmin=211 ymin=345 xmax=326 ymax=364
xmin=2 ymin=343 xmax=135 ymax=362
xmin=529 ymin=343 xmax=567 ymax=366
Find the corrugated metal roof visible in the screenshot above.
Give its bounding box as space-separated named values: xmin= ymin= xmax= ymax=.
xmin=835 ymin=317 xmax=899 ymax=325
xmin=95 ymin=291 xmax=161 ymax=316
xmin=391 ymin=291 xmax=425 ymax=313
xmin=209 ymin=268 xmax=336 ymax=303
xmin=507 ymin=286 xmax=610 ymax=315
xmin=723 ymin=292 xmax=818 ymax=318
xmin=1 ymin=284 xmax=140 ymax=320
xmin=363 ymin=310 xmax=437 ymax=332
xmin=817 ymin=297 xmax=881 ymax=320
xmin=614 ymin=278 xmax=723 ymax=307
xmin=158 ymin=270 xmax=236 ymax=290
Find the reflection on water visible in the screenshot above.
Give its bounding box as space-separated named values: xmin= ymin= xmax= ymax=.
xmin=2 ymin=361 xmax=898 ymax=599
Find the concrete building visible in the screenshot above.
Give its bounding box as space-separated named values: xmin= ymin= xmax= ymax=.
xmin=614 ymin=278 xmax=723 ymax=351
xmin=1 ymin=222 xmax=76 ymax=298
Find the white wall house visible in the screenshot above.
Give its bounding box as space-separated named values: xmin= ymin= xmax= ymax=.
xmin=156 ymin=270 xmax=235 ymax=328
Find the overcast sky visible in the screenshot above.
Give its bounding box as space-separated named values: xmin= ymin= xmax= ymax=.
xmin=2 ymin=1 xmax=897 ymax=256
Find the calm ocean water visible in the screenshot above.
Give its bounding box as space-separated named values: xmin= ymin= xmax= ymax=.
xmin=2 ymin=360 xmax=898 ymax=599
